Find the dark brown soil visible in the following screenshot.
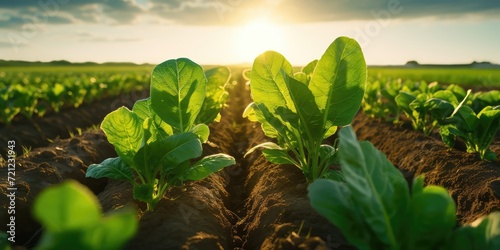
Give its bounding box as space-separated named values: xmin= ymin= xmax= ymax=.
xmin=0 ymin=130 xmax=114 ymax=246
xmin=352 ymin=112 xmax=500 ymax=224
xmin=0 ymin=89 xmax=149 ymax=158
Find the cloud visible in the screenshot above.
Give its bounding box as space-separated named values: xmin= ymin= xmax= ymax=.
xmin=0 ymin=0 xmax=499 ymax=28
xmin=73 ymin=31 xmax=141 ymax=43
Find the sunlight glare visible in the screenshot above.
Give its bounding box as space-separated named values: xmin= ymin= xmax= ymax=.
xmin=234 ymin=19 xmax=285 ymax=63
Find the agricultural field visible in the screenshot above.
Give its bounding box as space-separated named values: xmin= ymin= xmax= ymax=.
xmin=2 ymin=1 xmax=500 ymax=249
xmin=0 ymin=36 xmax=499 ymax=250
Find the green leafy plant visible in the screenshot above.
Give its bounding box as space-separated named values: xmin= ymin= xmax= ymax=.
xmin=33 ymin=180 xmax=137 ymax=250
xmin=440 ymin=102 xmax=500 ymax=161
xmin=308 ymin=126 xmax=500 ymax=250
xmin=362 ymin=79 xmax=403 ymax=123
xmin=243 ymin=36 xmax=366 ymax=182
xmin=395 ymin=89 xmax=460 ymax=135
xmin=87 ymin=58 xmax=235 ymax=211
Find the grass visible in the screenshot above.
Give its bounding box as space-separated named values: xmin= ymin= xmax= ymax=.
xmin=368 ymin=67 xmax=500 ymax=87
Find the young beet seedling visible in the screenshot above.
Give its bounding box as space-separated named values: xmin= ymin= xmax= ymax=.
xmin=244 ymin=36 xmax=366 ymax=182
xmin=86 ymin=58 xmax=235 ymax=211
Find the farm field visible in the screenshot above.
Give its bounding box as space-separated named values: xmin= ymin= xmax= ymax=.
xmin=1 ymin=46 xmax=500 ymax=250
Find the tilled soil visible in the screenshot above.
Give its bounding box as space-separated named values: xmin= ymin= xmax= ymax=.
xmin=2 ymin=78 xmax=500 ymax=249
xmin=352 ymin=113 xmax=500 ymax=224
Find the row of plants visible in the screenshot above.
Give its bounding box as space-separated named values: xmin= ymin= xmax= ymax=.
xmin=2 ymin=59 xmax=235 ymax=249
xmin=0 ymin=71 xmax=149 ymax=125
xmin=2 ymin=37 xmax=499 ymax=249
xmin=246 ymin=37 xmax=500 ymax=249
xmin=362 ymin=78 xmax=500 ymax=160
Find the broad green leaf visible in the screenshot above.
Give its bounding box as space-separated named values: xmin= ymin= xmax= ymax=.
xmin=190 ymin=123 xmax=210 ymax=143
xmin=250 ymin=50 xmax=295 ymax=113
xmin=262 ymin=148 xmax=297 ymax=165
xmin=243 ymin=102 xmax=279 ymax=138
xmin=33 ymin=180 xmax=101 ymax=232
xmin=324 ymin=126 xmax=338 ymax=138
xmin=293 ymin=72 xmax=308 ymax=85
xmin=282 ymin=70 xmax=323 ymax=140
xmin=151 ymin=58 xmax=206 ymax=132
xmin=338 ymin=126 xmax=409 ymax=248
xmin=308 ymin=179 xmax=373 ymax=250
xmin=134 ymin=132 xmax=202 ymax=174
xmin=302 ymin=59 xmax=318 ymax=77
xmin=396 ymin=92 xmax=416 ymax=115
xmin=446 ymin=212 xmax=500 ymax=250
xmin=433 ymin=90 xmax=459 ymax=105
xmin=408 ymin=186 xmax=456 ymax=248
xmin=182 ymin=154 xmax=235 ymax=181
xmin=196 ymin=66 xmax=231 ymax=124
xmin=454 ymin=106 xmax=479 ymax=132
xmin=132 ymin=98 xmax=173 ymax=136
xmin=476 ymin=106 xmax=500 ymax=160
xmin=101 ymin=107 xmax=143 ymax=166
xmin=133 ymin=183 xmax=154 ymax=203
xmin=86 ymin=157 xmax=134 ymax=183
xmin=309 ymin=36 xmax=366 ymax=127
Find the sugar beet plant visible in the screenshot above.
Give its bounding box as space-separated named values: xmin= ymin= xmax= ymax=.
xmin=86 ymin=58 xmax=235 ymax=211
xmin=244 ymin=36 xmax=366 ymax=181
xmin=309 ymin=126 xmax=500 ymax=250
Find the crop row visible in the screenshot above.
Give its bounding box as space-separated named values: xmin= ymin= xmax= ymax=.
xmin=362 ymin=79 xmax=500 ymax=160
xmin=0 ymin=70 xmax=149 ymax=125
xmin=2 ymin=37 xmax=499 ymax=249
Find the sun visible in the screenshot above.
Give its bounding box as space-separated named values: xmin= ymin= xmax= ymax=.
xmin=234 ymin=19 xmax=285 ymax=63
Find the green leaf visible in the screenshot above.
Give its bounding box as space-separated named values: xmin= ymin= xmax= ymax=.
xmin=196 ymin=66 xmax=231 ymax=124
xmin=132 ymin=98 xmax=173 ymax=136
xmin=181 ymin=154 xmax=235 ymax=181
xmin=134 ymin=132 xmax=202 ymax=174
xmin=293 ymin=72 xmax=308 ymax=85
xmin=86 ymin=157 xmax=134 ymax=183
xmin=309 ymin=36 xmax=367 ymax=127
xmin=190 ymin=123 xmax=210 ymax=143
xmin=133 ymin=183 xmax=154 ymax=203
xmin=308 ymin=179 xmax=373 ymax=250
xmin=150 ymin=58 xmax=206 ymax=132
xmin=33 ymin=180 xmax=101 ymax=232
xmin=101 ymin=107 xmax=143 ymax=166
xmin=302 ymin=59 xmax=318 ymax=77
xmin=446 ymin=212 xmax=500 ymax=250
xmin=243 ymin=103 xmax=283 ymax=139
xmin=454 ymin=105 xmax=479 ymax=132
xmin=338 ymin=126 xmax=409 ymax=248
xmin=396 ymin=91 xmax=416 ymax=116
xmin=409 ymin=185 xmax=456 ymax=248
xmin=250 ymin=50 xmax=295 ymax=113
xmin=282 ymin=70 xmax=323 ymax=140
xmin=262 ymin=148 xmax=297 ymax=165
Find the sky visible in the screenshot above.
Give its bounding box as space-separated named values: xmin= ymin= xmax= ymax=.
xmin=0 ymin=0 xmax=499 ymax=66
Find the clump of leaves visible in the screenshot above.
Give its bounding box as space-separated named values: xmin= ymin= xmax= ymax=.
xmin=87 ymin=58 xmax=235 ymax=211
xmin=244 ymin=36 xmax=366 ymax=182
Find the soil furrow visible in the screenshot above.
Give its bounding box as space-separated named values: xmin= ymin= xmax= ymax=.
xmin=352 ymin=112 xmax=500 ymax=224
